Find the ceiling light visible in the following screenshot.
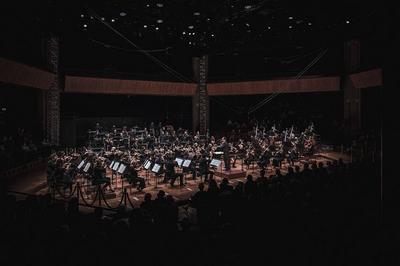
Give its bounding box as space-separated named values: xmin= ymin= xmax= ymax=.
xmin=188 ymin=25 xmax=194 ymax=29
xmin=120 ymin=12 xmax=127 ymax=17
xmin=308 ymin=22 xmax=312 ymax=26
xmin=244 ymin=5 xmax=252 ymax=10
xmin=267 ymin=26 xmax=271 ymax=29
xmin=346 ymin=20 xmax=350 ymax=24
xmin=211 ymin=34 xmax=214 ymax=37
xmin=194 ymin=12 xmax=200 ymax=16
xmin=101 ymin=17 xmax=105 ymax=21
xmin=146 ymin=4 xmax=150 ymax=7
xmin=289 ymin=25 xmax=293 ymax=28
xmin=157 ymin=19 xmax=163 ymax=23
xmin=80 ymin=14 xmax=84 ymax=18
xmin=245 ymin=23 xmax=250 ymax=27
xmin=111 ymin=19 xmax=115 ymax=22
xmin=156 ymin=3 xmax=163 ymax=7
xmin=83 ymin=24 xmax=87 ymax=28
xmin=192 ymin=32 xmax=195 ymax=35
xmin=182 ymin=31 xmax=186 ymax=35
xmin=144 ymin=25 xmax=148 ymax=28
xmin=155 ymin=27 xmax=159 ymax=30
xmin=288 ymin=16 xmax=293 ymax=20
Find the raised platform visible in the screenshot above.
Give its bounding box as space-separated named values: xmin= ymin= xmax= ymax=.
xmin=214 ymin=169 xmax=247 ymax=179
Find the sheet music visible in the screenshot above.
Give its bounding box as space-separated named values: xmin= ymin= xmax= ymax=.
xmin=109 ymin=161 xmax=115 ymax=169
xmin=210 ymin=159 xmax=221 ymax=168
xmin=112 ymin=162 xmax=120 ymax=171
xmin=152 ymin=163 xmax=161 ymax=173
xmin=144 ymin=161 xmax=152 ymax=170
xmin=77 ymin=160 xmax=85 ymax=169
xmin=117 ymin=164 xmax=126 ymax=174
xmin=182 ymin=159 xmax=191 ymax=167
xmin=175 ymin=158 xmax=183 ymax=167
xmin=83 ymin=163 xmax=91 ymax=172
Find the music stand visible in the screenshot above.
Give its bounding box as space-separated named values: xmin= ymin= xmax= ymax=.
xmin=175 ymin=158 xmax=184 ymax=167
xmin=83 ymin=163 xmax=91 ymax=173
xmin=117 ymin=163 xmax=126 ymax=190
xmin=77 ymin=160 xmax=85 ymax=170
xmin=143 ymin=160 xmax=152 ymax=185
xmin=210 ymin=159 xmax=221 ymax=169
xmin=182 ymin=159 xmax=192 ymax=182
xmin=151 ymin=163 xmax=161 ymax=188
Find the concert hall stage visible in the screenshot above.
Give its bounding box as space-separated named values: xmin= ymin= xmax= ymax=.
xmin=6 ymin=151 xmax=350 ymax=210
xmin=214 ymin=169 xmax=247 ymax=179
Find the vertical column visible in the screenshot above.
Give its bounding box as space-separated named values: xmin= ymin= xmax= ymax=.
xmin=343 ymin=39 xmax=361 ymax=136
xmin=46 ymin=35 xmax=61 ymax=146
xmin=192 ymin=56 xmax=209 ymax=136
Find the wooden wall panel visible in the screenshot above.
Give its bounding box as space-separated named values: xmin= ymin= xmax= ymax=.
xmin=0 ymin=57 xmax=55 ymax=90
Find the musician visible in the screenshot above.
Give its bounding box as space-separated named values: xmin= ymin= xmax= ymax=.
xmin=220 ymin=137 xmax=231 ymax=171
xmin=123 ymin=163 xmax=146 ymax=191
xmin=92 ymin=160 xmax=113 ymax=191
xmin=164 ymin=159 xmax=184 ymax=186
xmin=198 ymin=153 xmax=211 ymax=182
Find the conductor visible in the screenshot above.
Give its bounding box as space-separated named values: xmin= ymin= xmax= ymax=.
xmin=220 ymin=137 xmax=231 ymax=171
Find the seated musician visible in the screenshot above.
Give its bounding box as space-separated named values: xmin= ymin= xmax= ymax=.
xmin=124 ymin=163 xmax=146 ymax=191
xmin=287 ymin=147 xmax=298 ymax=166
xmin=164 ymin=159 xmax=184 ymax=186
xmin=92 ymin=161 xmax=113 ymax=191
xmin=198 ymin=154 xmax=211 ymax=182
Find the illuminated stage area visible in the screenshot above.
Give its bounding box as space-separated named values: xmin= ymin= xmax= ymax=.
xmin=0 ymin=1 xmax=383 ymax=266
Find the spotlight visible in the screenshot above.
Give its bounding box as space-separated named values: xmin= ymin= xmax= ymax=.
xmin=120 ymin=12 xmax=127 ymax=17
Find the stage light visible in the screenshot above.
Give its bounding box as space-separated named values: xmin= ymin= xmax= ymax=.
xmin=267 ymin=26 xmax=271 ymax=30
xmin=346 ymin=20 xmax=350 ymax=24
xmin=182 ymin=31 xmax=186 ymax=35
xmin=245 ymin=23 xmax=250 ymax=27
xmin=101 ymin=17 xmax=105 ymax=21
xmin=194 ymin=12 xmax=200 ymax=16
xmin=288 ymin=16 xmax=293 ymax=20
xmin=80 ymin=14 xmax=84 ymax=18
xmin=120 ymin=12 xmax=127 ymax=17
xmin=244 ymin=5 xmax=252 ymax=10
xmin=308 ymin=22 xmax=312 ymax=26
xmin=211 ymin=34 xmax=214 ymax=37
xmin=192 ymin=32 xmax=195 ymax=35
xmin=289 ymin=25 xmax=293 ymax=28
xmin=207 ymin=18 xmax=211 ymax=21
xmin=155 ymin=27 xmax=159 ymax=30
xmin=83 ymin=24 xmax=87 ymax=28
xmin=157 ymin=19 xmax=163 ymax=23
xmin=188 ymin=25 xmax=194 ymax=29
xmin=144 ymin=24 xmax=148 ymax=28
xmin=156 ymin=3 xmax=163 ymax=7
xmin=111 ymin=19 xmax=115 ymax=22
xmin=146 ymin=4 xmax=150 ymax=7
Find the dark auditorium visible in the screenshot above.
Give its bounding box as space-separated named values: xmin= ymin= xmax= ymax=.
xmin=0 ymin=1 xmax=385 ymax=266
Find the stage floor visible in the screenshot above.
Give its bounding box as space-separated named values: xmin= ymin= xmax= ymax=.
xmin=6 ymin=151 xmax=349 ymax=209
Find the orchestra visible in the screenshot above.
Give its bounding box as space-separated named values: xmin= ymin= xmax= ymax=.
xmin=47 ymin=122 xmax=318 ymax=193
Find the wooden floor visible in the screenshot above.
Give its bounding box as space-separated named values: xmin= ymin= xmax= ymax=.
xmin=6 ymin=151 xmax=350 ymax=208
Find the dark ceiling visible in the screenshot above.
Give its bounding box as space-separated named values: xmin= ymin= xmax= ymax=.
xmin=0 ymin=0 xmax=383 ymax=81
